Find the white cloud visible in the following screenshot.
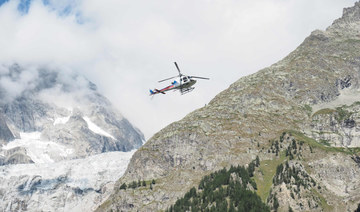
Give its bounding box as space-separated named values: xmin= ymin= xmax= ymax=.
xmin=0 ymin=0 xmax=357 ymax=139
xmin=0 ymin=64 xmax=38 ymax=103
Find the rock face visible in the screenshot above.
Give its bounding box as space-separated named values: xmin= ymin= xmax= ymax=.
xmin=0 ymin=147 xmax=33 ymax=166
xmin=0 ymin=64 xmax=144 ymax=211
xmin=308 ymin=103 xmax=360 ymax=147
xmin=0 ymin=65 xmax=144 ymax=163
xmin=100 ymin=2 xmax=360 ymax=212
xmin=0 ymin=113 xmax=14 ymax=144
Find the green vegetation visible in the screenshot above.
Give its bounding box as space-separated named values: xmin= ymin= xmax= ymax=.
xmin=273 ymin=161 xmax=315 ymax=191
xmin=254 ymin=152 xmax=286 ymax=202
xmin=302 ymin=104 xmax=313 ymax=117
xmin=166 ymin=165 xmax=269 ymax=212
xmin=287 ymin=130 xmax=360 ymax=155
xmin=311 ymin=101 xmax=360 ymax=129
xmin=119 ymin=183 xmax=127 ymax=190
xmin=355 ymin=203 xmax=360 ymax=212
xmin=319 ymin=139 xmax=331 ymax=146
xmin=311 ymin=189 xmax=333 ymax=211
xmin=345 ymin=39 xmax=360 ymax=44
xmin=272 ymin=193 xmax=279 ymax=211
xmin=335 ymin=107 xmax=352 ymax=122
xmin=289 ymin=206 xmax=294 ymax=212
xmin=119 ymin=179 xmax=155 ymax=190
xmin=312 ymin=108 xmax=335 ymax=117
xmin=255 ymin=156 xmax=260 ymax=167
xmin=312 ymin=106 xmax=354 ymax=123
xmin=350 ymin=101 xmax=360 ymax=107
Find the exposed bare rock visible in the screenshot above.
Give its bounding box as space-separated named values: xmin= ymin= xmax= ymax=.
xmin=0 ymin=64 xmax=144 ymax=211
xmin=309 ymin=103 xmax=360 ymax=147
xmin=0 ymin=147 xmax=33 ymax=165
xmin=0 ymin=112 xmax=14 ymax=144
xmin=0 ymin=65 xmax=144 ymax=164
xmin=99 ymin=2 xmax=360 ymax=211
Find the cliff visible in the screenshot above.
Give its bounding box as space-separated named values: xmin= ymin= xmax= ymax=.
xmin=100 ymin=2 xmax=360 ymax=211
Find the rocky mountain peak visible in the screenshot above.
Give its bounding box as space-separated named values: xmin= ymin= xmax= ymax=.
xmin=99 ymin=2 xmax=360 ymax=211
xmin=0 ymin=63 xmax=145 ymax=211
xmin=0 ymin=112 xmax=14 ymax=143
xmin=336 ymin=1 xmax=360 ymax=24
xmin=328 ymin=1 xmax=360 ymax=36
xmin=0 ymin=63 xmax=144 ymax=162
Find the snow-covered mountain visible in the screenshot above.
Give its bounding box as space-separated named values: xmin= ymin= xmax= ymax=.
xmin=0 ymin=64 xmax=144 ymax=211
xmin=0 ymin=150 xmax=136 ymax=211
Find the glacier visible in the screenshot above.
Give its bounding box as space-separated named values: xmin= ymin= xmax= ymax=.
xmin=0 ymin=148 xmax=136 ymax=211
xmin=0 ymin=65 xmax=144 ymax=211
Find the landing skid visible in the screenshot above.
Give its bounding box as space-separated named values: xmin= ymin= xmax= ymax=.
xmin=180 ymin=87 xmax=195 ymax=95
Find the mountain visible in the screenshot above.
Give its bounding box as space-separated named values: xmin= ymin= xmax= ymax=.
xmin=0 ymin=112 xmax=15 ymax=144
xmin=0 ymin=64 xmax=144 ymax=211
xmin=0 ymin=64 xmax=144 ymax=164
xmin=99 ymin=2 xmax=360 ymax=212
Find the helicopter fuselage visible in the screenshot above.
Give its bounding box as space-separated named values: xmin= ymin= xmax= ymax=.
xmin=178 ymin=77 xmax=196 ymax=89
xmin=149 ymin=62 xmax=208 ymax=96
xmin=150 ymin=77 xmax=196 ymax=95
xmin=165 ymin=77 xmax=196 ymax=92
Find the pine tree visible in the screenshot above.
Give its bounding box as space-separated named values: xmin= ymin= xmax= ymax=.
xmin=130 ymin=181 xmax=137 ymax=189
xmin=150 ymin=183 xmax=153 ymax=190
xmin=248 ymin=162 xmax=255 ymax=177
xmin=289 ymin=206 xmax=294 ymax=212
xmin=119 ymin=183 xmax=127 ymax=190
xmin=152 ymin=179 xmax=156 ymax=184
xmin=167 ymin=164 xmax=270 ymax=212
xmin=229 ymin=202 xmax=235 ymax=212
xmin=273 ymin=194 xmax=279 ymax=211
xmin=355 ymin=203 xmax=360 ymax=212
xmin=142 ymin=180 xmax=146 ymax=187
xmin=255 ymin=155 xmax=260 ymax=167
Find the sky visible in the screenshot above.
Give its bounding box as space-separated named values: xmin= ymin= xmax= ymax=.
xmin=0 ymin=0 xmax=358 ymax=139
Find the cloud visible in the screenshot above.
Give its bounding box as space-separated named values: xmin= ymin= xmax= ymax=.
xmin=0 ymin=64 xmax=38 ymax=103
xmin=0 ymin=62 xmax=94 ymax=110
xmin=0 ymin=0 xmax=357 ymax=138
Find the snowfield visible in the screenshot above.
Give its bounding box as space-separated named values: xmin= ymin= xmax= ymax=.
xmin=0 ymin=64 xmax=144 ymax=212
xmin=83 ymin=116 xmax=116 ymax=139
xmin=53 ymin=116 xmax=70 ymax=125
xmin=2 ymin=132 xmax=74 ymax=163
xmin=0 ymin=148 xmax=136 ymax=211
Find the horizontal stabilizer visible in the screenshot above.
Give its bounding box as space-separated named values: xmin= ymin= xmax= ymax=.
xmin=155 ymin=89 xmax=166 ymax=94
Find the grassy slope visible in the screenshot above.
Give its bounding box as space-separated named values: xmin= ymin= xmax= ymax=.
xmin=254 ymin=152 xmax=287 ymax=202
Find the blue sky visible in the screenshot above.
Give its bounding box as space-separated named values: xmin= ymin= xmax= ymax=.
xmin=0 ymin=0 xmax=9 ymax=7
xmin=0 ymin=0 xmax=358 ymax=138
xmin=0 ymin=0 xmax=78 ymax=17
xmin=0 ymin=0 xmax=32 ymax=13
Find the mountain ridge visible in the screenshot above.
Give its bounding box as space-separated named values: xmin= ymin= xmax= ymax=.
xmin=0 ymin=64 xmax=144 ymax=161
xmin=0 ymin=64 xmax=145 ymax=211
xmin=99 ymin=2 xmax=360 ymax=211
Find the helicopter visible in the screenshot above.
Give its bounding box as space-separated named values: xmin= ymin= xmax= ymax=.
xmin=149 ymin=62 xmax=209 ymax=96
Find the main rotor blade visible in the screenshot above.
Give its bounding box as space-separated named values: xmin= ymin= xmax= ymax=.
xmin=158 ymin=75 xmax=178 ymax=83
xmin=174 ymin=62 xmax=182 ymax=75
xmin=189 ymin=76 xmax=210 ymax=80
